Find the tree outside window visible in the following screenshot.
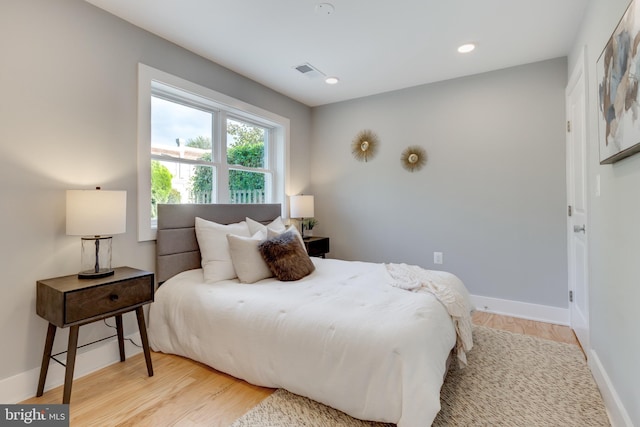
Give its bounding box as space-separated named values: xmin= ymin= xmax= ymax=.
xmin=151 ymin=161 xmax=181 ymax=218
xmin=190 ymin=121 xmax=266 ymax=203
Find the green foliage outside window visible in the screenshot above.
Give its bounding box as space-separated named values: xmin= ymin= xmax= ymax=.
xmin=227 ymin=121 xmax=265 ymax=193
xmin=228 ymin=142 xmax=264 ymax=191
xmin=189 ymin=122 xmax=265 ymax=202
xmin=151 ymin=160 xmax=181 ymax=218
xmin=185 ymin=135 xmax=211 ymax=150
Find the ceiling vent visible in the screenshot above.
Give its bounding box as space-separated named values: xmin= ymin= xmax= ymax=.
xmin=294 ymin=62 xmax=325 ymax=79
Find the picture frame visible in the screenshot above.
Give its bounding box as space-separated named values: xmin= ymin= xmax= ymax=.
xmin=597 ymin=0 xmax=640 ymax=164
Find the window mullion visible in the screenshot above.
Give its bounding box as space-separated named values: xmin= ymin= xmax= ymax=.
xmin=267 ymin=128 xmax=274 ymax=172
xmin=229 ymin=165 xmax=271 ymax=174
xmin=267 ymin=128 xmax=276 ymax=203
xmin=216 ymin=111 xmax=229 ymax=203
xmin=151 ymin=154 xmax=214 ymax=167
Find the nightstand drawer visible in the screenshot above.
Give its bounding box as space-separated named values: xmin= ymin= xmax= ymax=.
xmin=65 ymin=277 xmax=152 ymax=323
xmin=304 ymin=236 xmax=330 ymax=258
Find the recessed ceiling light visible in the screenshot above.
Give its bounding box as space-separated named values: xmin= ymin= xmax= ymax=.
xmin=325 ymin=76 xmax=339 ymax=85
xmin=457 ymin=43 xmax=476 ymax=53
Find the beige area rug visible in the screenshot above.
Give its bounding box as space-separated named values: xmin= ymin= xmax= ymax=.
xmin=230 ymin=326 xmax=610 ymax=426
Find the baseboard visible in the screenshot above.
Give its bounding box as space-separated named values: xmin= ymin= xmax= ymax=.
xmin=0 ymin=332 xmax=143 ymax=404
xmin=588 ymin=349 xmax=634 ymax=427
xmin=470 ymin=294 xmax=570 ymax=325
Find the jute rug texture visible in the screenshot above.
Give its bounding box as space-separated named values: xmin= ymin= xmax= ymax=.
xmin=231 ymin=326 xmax=610 ymax=426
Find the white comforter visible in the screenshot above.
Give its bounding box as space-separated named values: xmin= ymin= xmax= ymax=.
xmin=148 ymin=258 xmax=471 ymax=426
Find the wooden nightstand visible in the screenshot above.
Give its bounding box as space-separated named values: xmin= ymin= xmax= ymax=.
xmin=304 ymin=236 xmax=330 ymax=258
xmin=36 ymin=267 xmax=154 ymax=404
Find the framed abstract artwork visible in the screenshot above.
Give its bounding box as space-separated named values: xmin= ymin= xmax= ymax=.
xmin=597 ymin=0 xmax=640 ymax=164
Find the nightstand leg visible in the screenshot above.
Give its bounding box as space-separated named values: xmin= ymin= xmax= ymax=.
xmin=115 ymin=314 xmax=125 ymax=362
xmin=36 ymin=323 xmax=57 ymax=397
xmin=135 ymin=307 xmax=153 ymax=377
xmin=62 ymin=325 xmax=79 ymax=404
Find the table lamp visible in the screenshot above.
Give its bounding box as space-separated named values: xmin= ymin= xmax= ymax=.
xmin=290 ymin=194 xmax=314 ymax=238
xmin=66 ymin=188 xmax=127 ymax=279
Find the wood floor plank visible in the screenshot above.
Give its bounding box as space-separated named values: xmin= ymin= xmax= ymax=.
xmin=471 ymin=311 xmax=579 ymax=346
xmin=23 ymin=312 xmax=578 ymax=426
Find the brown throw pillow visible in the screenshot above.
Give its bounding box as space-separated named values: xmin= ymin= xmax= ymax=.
xmin=258 ymin=230 xmax=315 ymax=281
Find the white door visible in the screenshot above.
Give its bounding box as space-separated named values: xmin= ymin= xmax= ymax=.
xmin=566 ymin=47 xmax=589 ymax=353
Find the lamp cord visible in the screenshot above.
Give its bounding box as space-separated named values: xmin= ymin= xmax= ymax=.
xmin=103 ymin=319 xmax=142 ymax=348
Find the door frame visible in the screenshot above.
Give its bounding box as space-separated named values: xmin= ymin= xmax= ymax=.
xmin=565 ymin=45 xmax=590 ymax=352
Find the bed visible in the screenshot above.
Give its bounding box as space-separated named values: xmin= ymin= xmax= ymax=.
xmin=148 ymin=203 xmax=473 ymax=426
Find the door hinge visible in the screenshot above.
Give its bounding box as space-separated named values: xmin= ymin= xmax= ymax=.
xmin=568 ymin=205 xmax=572 ymax=217
xmin=569 ymin=290 xmax=574 ymax=303
xmin=567 ymin=120 xmax=571 ymax=132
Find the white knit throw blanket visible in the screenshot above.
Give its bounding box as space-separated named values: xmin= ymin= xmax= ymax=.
xmin=386 ymin=263 xmax=474 ymax=367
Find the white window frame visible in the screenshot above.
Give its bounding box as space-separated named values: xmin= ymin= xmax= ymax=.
xmin=137 ymin=63 xmax=290 ymax=241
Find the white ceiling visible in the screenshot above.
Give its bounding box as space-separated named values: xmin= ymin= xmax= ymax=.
xmin=85 ymin=0 xmax=589 ymax=107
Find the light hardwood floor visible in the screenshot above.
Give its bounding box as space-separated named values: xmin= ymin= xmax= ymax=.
xmin=22 ymin=312 xmax=579 ymax=426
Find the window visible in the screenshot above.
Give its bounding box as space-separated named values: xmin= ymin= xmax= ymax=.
xmin=138 ymin=64 xmax=289 ymax=241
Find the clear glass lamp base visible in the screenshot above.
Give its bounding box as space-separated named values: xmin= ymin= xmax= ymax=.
xmin=78 ymin=268 xmax=115 ymax=279
xmin=78 ymin=236 xmax=114 ymax=280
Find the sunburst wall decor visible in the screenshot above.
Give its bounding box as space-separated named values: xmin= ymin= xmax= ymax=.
xmin=401 ymin=146 xmax=427 ymax=172
xmin=351 ymin=129 xmax=379 ymax=162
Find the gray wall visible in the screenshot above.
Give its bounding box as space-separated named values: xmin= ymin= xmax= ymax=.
xmin=310 ymin=58 xmax=569 ymax=307
xmin=568 ymin=0 xmax=640 ymax=424
xmin=0 ymin=0 xmax=311 ymax=383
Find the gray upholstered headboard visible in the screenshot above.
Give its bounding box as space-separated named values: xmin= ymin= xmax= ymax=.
xmin=156 ymin=203 xmax=282 ymax=284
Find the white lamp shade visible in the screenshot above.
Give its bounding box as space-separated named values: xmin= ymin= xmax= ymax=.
xmin=66 ymin=190 xmax=127 ymax=236
xmin=290 ymin=195 xmax=314 ymax=218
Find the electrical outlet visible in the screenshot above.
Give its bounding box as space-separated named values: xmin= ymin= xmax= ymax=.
xmin=434 ymin=252 xmax=443 ymax=264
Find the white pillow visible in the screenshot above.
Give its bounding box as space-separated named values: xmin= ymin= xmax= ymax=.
xmin=195 ymin=217 xmax=250 ymax=283
xmin=267 ymin=225 xmax=307 ymax=252
xmin=227 ymin=233 xmax=273 ymax=284
xmin=246 ymin=216 xmax=286 ymax=236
